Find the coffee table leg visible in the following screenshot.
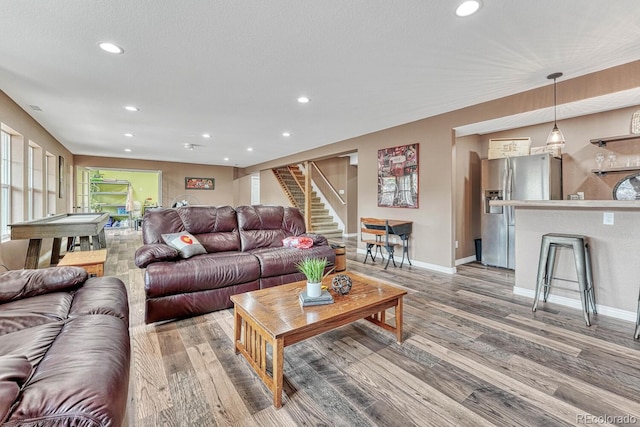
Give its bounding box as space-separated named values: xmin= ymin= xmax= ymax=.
xmin=396 ymin=296 xmax=404 ymax=344
xmin=233 ymin=307 xmax=241 ymax=354
xmin=272 ymin=337 xmax=285 ymax=408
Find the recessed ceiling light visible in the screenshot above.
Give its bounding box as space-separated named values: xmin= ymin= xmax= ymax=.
xmin=247 ymin=147 xmax=253 ymax=152
xmin=282 ymin=132 xmax=291 ymax=137
xmin=202 ymin=133 xmax=212 ymax=138
xmin=124 ymin=133 xmax=134 ymax=137
xmin=456 ymin=0 xmax=481 ymax=16
xmin=98 ymin=42 xmax=124 ymax=54
xmin=297 ymin=96 xmax=310 ymax=104
xmin=123 ymin=105 xmax=139 ymax=112
xmin=124 ymin=148 xmax=132 ymax=152
xmin=224 ymin=157 xmax=229 ymax=161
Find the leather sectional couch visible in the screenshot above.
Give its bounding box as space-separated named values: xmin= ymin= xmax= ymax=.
xmin=134 ymin=205 xmax=337 ymax=323
xmin=0 ymin=266 xmax=130 ymax=426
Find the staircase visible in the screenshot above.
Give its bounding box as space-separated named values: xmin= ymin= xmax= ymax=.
xmin=273 ymin=166 xmax=343 ymax=238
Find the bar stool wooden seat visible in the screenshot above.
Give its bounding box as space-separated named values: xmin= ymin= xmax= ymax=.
xmin=532 ymin=233 xmax=596 ymax=326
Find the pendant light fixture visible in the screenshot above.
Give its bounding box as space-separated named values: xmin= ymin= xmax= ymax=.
xmin=546 ymin=72 xmax=565 ymax=146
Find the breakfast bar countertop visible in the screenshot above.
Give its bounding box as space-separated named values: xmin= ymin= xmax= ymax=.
xmin=490 ymin=199 xmax=640 ymax=209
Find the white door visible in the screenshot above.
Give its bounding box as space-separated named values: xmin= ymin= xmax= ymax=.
xmin=251 ymin=175 xmax=260 ymax=205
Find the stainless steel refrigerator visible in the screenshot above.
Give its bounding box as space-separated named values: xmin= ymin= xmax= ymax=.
xmin=481 ymin=153 xmax=562 ymax=269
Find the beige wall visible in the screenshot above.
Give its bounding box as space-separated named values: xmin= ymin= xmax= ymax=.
xmin=514 ymin=207 xmax=639 ymax=317
xmin=481 ymin=105 xmax=640 ymax=200
xmin=4 ymin=61 xmax=640 ymax=272
xmin=1 ymin=91 xmax=74 ymax=269
xmin=74 ymin=156 xmax=237 ymax=208
xmin=259 ymin=169 xmax=291 ymax=207
xmin=454 ymin=134 xmax=482 ymax=260
xmin=313 ymin=157 xmax=359 ymax=233
xmin=244 ymin=60 xmax=640 ymax=272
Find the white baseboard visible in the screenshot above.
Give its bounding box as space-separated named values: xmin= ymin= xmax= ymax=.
xmin=513 ymin=286 xmax=637 ymax=322
xmin=355 ymin=248 xmax=456 ymax=274
xmin=455 ymin=255 xmax=477 ymax=266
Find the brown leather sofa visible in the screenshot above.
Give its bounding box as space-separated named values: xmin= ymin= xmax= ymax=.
xmin=134 ymin=205 xmax=336 ymax=323
xmin=0 ymin=266 xmax=130 ymax=427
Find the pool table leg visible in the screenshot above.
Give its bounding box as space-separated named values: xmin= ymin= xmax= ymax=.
xmin=24 ymin=239 xmax=42 ymax=269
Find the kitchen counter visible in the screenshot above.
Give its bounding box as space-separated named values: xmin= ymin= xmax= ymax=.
xmin=491 ymin=199 xmax=640 ymax=209
xmin=489 ymin=199 xmax=639 ymax=324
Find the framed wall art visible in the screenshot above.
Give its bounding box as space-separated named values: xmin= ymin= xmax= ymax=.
xmin=185 ymin=177 xmax=215 ymax=190
xmin=377 ymin=143 xmax=419 ymax=208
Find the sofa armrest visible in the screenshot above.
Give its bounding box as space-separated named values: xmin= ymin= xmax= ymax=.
xmin=134 ymin=244 xmax=180 ymax=268
xmin=301 ymin=233 xmax=329 ymax=246
xmin=0 ymin=267 xmax=87 ymax=304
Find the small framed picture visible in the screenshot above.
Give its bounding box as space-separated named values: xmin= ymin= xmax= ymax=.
xmin=185 ymin=177 xmax=215 ymax=190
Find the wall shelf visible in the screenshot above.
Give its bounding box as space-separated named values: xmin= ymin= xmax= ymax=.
xmin=590 ymin=134 xmax=640 ymax=147
xmin=90 ymin=180 xmax=131 ymax=228
xmin=591 ymin=166 xmax=640 ymax=176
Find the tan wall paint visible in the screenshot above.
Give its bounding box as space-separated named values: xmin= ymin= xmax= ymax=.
xmin=259 ymin=169 xmax=291 ymax=207
xmin=1 ymin=91 xmax=74 ymax=269
xmin=481 ymin=105 xmax=640 ymax=199
xmin=313 ymin=157 xmax=351 ymax=232
xmin=74 ymin=156 xmax=237 ymax=208
xmin=454 ymin=134 xmax=482 ymax=260
xmin=4 ymin=62 xmax=640 ymax=272
xmin=244 ymin=60 xmax=640 ymax=271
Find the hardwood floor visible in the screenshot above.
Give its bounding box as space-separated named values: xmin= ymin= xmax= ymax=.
xmin=105 ymin=229 xmax=640 ymax=426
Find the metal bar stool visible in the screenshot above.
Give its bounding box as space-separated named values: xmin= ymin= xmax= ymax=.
xmin=532 ymin=233 xmax=596 ymax=326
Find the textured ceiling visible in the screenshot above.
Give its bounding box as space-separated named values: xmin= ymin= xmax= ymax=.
xmin=1 ymin=1 xmax=639 ymax=167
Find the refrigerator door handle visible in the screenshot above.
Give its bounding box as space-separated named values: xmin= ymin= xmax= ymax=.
xmin=505 ymin=165 xmax=514 ymax=225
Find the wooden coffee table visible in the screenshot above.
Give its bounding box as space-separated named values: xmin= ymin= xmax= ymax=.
xmin=230 ymin=272 xmax=407 ymax=408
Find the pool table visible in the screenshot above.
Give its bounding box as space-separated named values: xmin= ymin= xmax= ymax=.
xmin=9 ymin=212 xmax=110 ymax=269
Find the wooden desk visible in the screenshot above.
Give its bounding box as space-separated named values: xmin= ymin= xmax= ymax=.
xmin=10 ymin=213 xmax=110 ymax=269
xmin=58 ymin=249 xmax=107 ymax=277
xmin=361 ymin=217 xmax=413 ymax=269
xmin=230 ymin=272 xmax=406 ymax=408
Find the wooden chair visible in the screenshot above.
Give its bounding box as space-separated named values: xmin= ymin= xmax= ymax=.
xmin=360 ymin=217 xmax=400 ymax=269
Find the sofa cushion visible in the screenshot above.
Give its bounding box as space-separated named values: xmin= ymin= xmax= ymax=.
xmin=144 ymin=252 xmax=261 ymax=298
xmin=237 ymin=205 xmax=306 ymax=251
xmin=0 ymin=356 xmax=32 ymax=424
xmin=6 ymin=316 xmax=130 ymax=427
xmin=0 ymin=267 xmax=87 ymax=303
xmin=69 ymin=276 xmax=130 ymax=326
xmin=250 ymin=244 xmax=336 ymax=278
xmin=142 ymin=208 xmax=185 ymax=244
xmin=177 ymin=205 xmax=240 ymax=253
xmin=0 ymin=321 xmax=65 ymax=366
xmin=0 ymin=293 xmax=72 ymax=336
xmin=162 ymin=232 xmax=207 ymax=258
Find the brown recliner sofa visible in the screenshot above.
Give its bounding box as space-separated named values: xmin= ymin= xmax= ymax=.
xmin=134 ymin=205 xmax=337 ymax=323
xmin=0 ymin=266 xmax=130 ymax=427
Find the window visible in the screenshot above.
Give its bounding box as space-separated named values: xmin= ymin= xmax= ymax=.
xmin=46 ymin=153 xmax=56 ymax=215
xmin=27 ymin=142 xmax=43 ymax=220
xmin=27 ymin=144 xmax=34 ymax=220
xmin=1 ymin=131 xmax=10 ymax=239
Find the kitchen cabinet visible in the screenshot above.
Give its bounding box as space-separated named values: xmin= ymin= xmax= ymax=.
xmin=90 ymin=180 xmax=131 ymax=228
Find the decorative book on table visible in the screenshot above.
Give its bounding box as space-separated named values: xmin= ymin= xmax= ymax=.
xmin=299 ymin=289 xmax=334 ymax=306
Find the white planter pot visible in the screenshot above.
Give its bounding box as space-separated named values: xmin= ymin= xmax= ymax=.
xmin=306 ymin=282 xmax=322 ymax=298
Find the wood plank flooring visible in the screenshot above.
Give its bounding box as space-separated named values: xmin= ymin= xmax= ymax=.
xmin=104 ymin=229 xmax=640 ymax=426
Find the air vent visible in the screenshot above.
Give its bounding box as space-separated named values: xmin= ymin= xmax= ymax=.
xmin=29 ymin=105 xmax=42 ymax=111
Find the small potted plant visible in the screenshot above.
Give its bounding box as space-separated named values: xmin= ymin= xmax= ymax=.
xmin=296 ymin=257 xmax=328 ymax=298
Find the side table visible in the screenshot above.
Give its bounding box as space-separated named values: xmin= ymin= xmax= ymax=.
xmin=57 ymin=249 xmax=108 ymax=277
